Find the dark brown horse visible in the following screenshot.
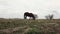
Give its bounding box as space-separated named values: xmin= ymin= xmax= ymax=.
xmin=24 ymin=12 xmax=36 ymax=20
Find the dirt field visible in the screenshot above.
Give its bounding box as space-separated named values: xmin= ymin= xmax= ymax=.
xmin=0 ymin=18 xmax=60 ymax=34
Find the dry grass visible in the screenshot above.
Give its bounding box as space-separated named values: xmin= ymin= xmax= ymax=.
xmin=0 ymin=18 xmax=60 ymax=34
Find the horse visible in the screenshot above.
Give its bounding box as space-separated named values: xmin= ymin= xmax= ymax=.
xmin=24 ymin=12 xmax=37 ymax=20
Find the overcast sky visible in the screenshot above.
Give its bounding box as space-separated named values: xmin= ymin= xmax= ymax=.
xmin=0 ymin=0 xmax=60 ymax=19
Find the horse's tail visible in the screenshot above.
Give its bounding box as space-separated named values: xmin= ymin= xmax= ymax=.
xmin=24 ymin=13 xmax=27 ymax=19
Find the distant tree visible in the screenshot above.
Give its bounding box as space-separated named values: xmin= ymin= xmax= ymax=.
xmin=45 ymin=14 xmax=54 ymax=20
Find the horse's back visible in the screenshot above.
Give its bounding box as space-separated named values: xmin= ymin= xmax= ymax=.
xmin=24 ymin=12 xmax=34 ymax=17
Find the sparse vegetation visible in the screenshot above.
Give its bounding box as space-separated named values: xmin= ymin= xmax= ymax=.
xmin=0 ymin=19 xmax=60 ymax=34
xmin=45 ymin=14 xmax=54 ymax=20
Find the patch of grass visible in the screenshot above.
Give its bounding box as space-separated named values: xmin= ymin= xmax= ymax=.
xmin=0 ymin=32 xmax=6 ymax=34
xmin=0 ymin=19 xmax=60 ymax=34
xmin=25 ymin=28 xmax=56 ymax=34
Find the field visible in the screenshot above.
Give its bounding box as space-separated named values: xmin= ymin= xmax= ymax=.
xmin=0 ymin=18 xmax=60 ymax=34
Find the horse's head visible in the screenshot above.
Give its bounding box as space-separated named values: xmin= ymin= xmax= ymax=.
xmin=33 ymin=14 xmax=38 ymax=18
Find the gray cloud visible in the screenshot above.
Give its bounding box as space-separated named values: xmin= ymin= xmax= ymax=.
xmin=0 ymin=0 xmax=60 ymax=19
